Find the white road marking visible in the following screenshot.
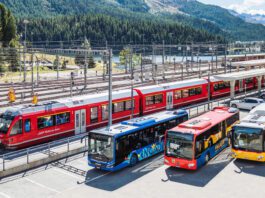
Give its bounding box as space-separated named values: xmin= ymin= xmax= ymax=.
xmin=53 ymin=168 xmax=84 ymax=180
xmin=25 ymin=178 xmax=60 ymax=193
xmin=0 ymin=192 xmax=11 ymax=198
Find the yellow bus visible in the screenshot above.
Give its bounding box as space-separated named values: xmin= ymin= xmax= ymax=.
xmin=231 ymin=104 xmax=265 ymax=162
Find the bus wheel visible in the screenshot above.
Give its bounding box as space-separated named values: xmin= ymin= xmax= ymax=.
xmin=130 ymin=154 xmax=138 ymax=167
xmin=205 ymin=153 xmax=210 ymax=164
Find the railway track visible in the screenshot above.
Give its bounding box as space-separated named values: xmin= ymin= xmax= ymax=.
xmin=0 ymin=65 xmax=236 ymax=108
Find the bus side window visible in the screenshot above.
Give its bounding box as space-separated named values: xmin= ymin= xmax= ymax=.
xmin=24 ymin=119 xmax=31 ymax=132
xmin=195 ymin=135 xmax=205 ymax=158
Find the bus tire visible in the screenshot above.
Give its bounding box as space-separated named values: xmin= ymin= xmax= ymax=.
xmin=129 ymin=154 xmax=138 ymax=167
xmin=205 ymin=153 xmax=210 ymax=164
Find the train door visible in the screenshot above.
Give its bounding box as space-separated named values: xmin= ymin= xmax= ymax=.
xmin=239 ymin=80 xmax=244 ymax=92
xmin=75 ymin=109 xmax=86 ymax=134
xmin=166 ymin=92 xmax=174 ymax=110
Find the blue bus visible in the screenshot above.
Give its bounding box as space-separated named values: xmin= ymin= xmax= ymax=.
xmin=88 ymin=110 xmax=188 ymax=171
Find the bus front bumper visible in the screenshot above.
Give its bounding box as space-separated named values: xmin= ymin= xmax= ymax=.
xmin=164 ymin=156 xmax=197 ymax=170
xmin=232 ymin=149 xmax=265 ymax=162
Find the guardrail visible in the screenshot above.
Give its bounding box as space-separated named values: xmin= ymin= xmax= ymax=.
xmin=0 ymin=88 xmax=262 ymax=177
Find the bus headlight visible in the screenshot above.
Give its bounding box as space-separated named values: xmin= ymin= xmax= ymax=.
xmin=164 ymin=159 xmax=169 ymax=163
xmin=188 ymin=163 xmax=195 ymax=167
xmin=257 ymin=156 xmax=264 ymax=160
xmin=231 ymin=152 xmax=237 ymax=157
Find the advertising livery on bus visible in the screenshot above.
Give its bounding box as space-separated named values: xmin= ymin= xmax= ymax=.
xmin=164 ymin=107 xmax=239 ymax=170
xmin=87 ymin=110 xmax=188 ymax=171
xmin=232 ymin=104 xmax=265 ymax=162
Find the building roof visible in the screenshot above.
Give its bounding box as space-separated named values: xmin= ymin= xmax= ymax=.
xmin=135 ymin=79 xmax=208 ymax=94
xmin=213 ymin=68 xmax=265 ymax=81
xmin=231 ymin=59 xmax=265 ymax=67
xmin=90 ymin=110 xmax=188 ymax=137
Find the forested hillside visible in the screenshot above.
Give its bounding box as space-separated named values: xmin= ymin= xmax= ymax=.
xmin=1 ymin=0 xmax=265 ymax=42
xmin=17 ymin=14 xmax=224 ymax=45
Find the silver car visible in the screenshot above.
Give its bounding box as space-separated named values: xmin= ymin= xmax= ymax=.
xmin=230 ymin=97 xmax=264 ymax=110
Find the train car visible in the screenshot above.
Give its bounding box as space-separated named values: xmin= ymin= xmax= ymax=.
xmin=208 ymin=77 xmax=258 ymax=99
xmin=0 ymin=90 xmax=140 ymax=149
xmin=135 ymin=79 xmax=208 ymax=115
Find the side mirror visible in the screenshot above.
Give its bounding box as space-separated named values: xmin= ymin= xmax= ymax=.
xmin=159 ymin=135 xmax=165 ymax=142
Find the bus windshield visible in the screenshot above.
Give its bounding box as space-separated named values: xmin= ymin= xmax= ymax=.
xmin=233 ymin=126 xmax=264 ymax=152
xmin=88 ymin=133 xmax=114 ymax=162
xmin=0 ymin=114 xmax=14 ymax=134
xmin=166 ymin=131 xmax=194 ymax=160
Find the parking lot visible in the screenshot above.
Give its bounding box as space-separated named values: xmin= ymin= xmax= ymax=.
xmin=0 ymin=110 xmax=265 ymax=198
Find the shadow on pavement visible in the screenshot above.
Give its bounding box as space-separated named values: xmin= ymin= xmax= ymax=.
xmin=233 ymin=159 xmax=265 ymax=177
xmin=84 ymin=154 xmax=164 ymax=191
xmin=161 ymin=149 xmax=233 ymax=187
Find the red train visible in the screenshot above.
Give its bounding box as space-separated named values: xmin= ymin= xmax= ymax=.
xmin=0 ymin=77 xmax=262 ymax=149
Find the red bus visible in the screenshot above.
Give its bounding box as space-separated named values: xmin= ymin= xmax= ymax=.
xmin=164 ymin=107 xmax=239 ymax=170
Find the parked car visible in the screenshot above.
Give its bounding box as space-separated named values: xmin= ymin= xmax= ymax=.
xmin=259 ymin=92 xmax=265 ymax=100
xmin=230 ymin=97 xmax=264 ymax=110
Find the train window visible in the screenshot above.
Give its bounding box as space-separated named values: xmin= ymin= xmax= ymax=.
xmin=55 ymin=112 xmax=70 ymax=125
xmin=24 ymin=119 xmax=31 ymax=132
xmin=114 ymin=102 xmax=125 ymax=113
xmin=10 ymin=120 xmax=22 ymax=136
xmin=245 ymin=78 xmax=253 ymax=84
xmin=182 ymin=89 xmax=189 ymax=98
xmin=38 ymin=115 xmax=54 ymax=129
xmin=195 ymin=87 xmax=202 ymax=95
xmin=174 ymin=90 xmax=182 ymax=99
xmin=90 ymin=107 xmax=98 ymax=123
xmin=224 ymin=81 xmax=230 ymax=88
xmin=146 ymin=94 xmax=163 ymax=106
xmin=154 ymin=94 xmax=163 ymax=104
xmin=125 ymin=100 xmax=134 ymax=110
xmin=102 ymin=105 xmax=109 ymax=120
xmin=146 ymin=96 xmax=154 ymax=106
xmin=189 ymin=88 xmax=196 ymax=96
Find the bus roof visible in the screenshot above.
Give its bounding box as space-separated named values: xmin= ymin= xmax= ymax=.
xmin=90 ymin=110 xmax=188 ymax=138
xmin=235 ymin=104 xmax=265 ymax=130
xmin=169 ymin=107 xmax=238 ymax=136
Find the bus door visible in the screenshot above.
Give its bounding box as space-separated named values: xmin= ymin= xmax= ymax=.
xmin=75 ymin=109 xmax=86 ymax=134
xmin=221 ymin=121 xmax=226 ymax=138
xmin=166 ymin=92 xmax=174 ymax=110
xmin=239 ymin=80 xmax=244 ymax=92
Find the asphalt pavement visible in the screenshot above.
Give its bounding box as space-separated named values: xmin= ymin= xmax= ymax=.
xmin=1 ymin=110 xmax=264 ymax=198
